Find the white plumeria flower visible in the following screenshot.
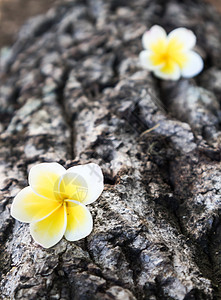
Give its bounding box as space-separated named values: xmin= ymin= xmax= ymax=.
xmin=11 ymin=162 xmax=104 ymax=248
xmin=139 ymin=25 xmax=204 ymax=80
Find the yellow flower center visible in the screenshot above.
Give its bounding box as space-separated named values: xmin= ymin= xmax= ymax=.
xmin=52 ymin=174 xmax=89 ymax=205
xmin=150 ymin=37 xmax=188 ymax=73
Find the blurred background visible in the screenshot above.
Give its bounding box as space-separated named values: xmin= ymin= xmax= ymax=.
xmin=0 ymin=0 xmax=57 ymax=47
xmin=0 ymin=0 xmax=221 ymax=48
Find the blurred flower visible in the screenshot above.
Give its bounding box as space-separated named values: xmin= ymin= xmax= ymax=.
xmin=11 ymin=162 xmax=103 ymax=248
xmin=139 ymin=25 xmax=204 ymax=80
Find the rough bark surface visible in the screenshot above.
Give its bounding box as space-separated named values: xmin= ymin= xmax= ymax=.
xmin=0 ymin=0 xmax=221 ymax=299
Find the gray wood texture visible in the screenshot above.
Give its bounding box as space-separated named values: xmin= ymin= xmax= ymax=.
xmin=0 ymin=0 xmax=221 ymax=299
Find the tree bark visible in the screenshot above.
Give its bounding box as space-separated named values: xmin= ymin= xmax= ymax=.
xmin=0 ymin=0 xmax=221 ymax=299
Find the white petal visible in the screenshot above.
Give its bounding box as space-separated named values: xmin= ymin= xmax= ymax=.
xmin=139 ymin=50 xmax=164 ymax=70
xmin=168 ymin=28 xmax=196 ymax=50
xmin=61 ymin=163 xmax=104 ymax=205
xmin=30 ymin=204 xmax=67 ymax=248
xmin=142 ymin=25 xmax=167 ymax=50
xmin=154 ymin=62 xmax=181 ymax=80
xmin=11 ymin=186 xmax=60 ymax=223
xmin=181 ymin=51 xmax=204 ymax=78
xmin=29 ymin=162 xmax=66 ymax=200
xmin=64 ymin=200 xmax=93 ymax=241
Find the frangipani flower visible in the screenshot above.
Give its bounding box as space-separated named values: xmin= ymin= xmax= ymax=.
xmin=139 ymin=25 xmax=204 ymax=80
xmin=11 ymin=162 xmax=103 ymax=248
